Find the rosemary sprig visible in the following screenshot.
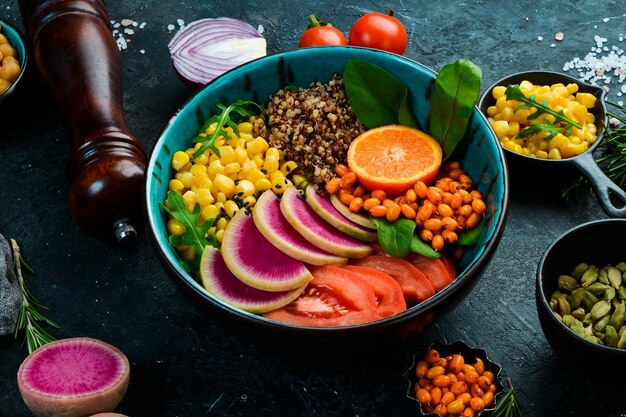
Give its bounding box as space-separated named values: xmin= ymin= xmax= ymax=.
xmin=505 ymin=84 xmax=583 ymax=140
xmin=492 ymin=379 xmax=523 ymax=417
xmin=11 ymin=239 xmax=59 ymax=354
xmin=192 ymin=100 xmax=264 ymax=160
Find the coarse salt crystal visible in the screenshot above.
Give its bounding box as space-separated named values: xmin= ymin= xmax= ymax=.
xmin=121 ymin=19 xmax=133 ymax=26
xmin=113 ymin=22 xmax=120 ymax=28
xmin=555 ymin=32 xmax=564 ymax=41
xmin=257 ymin=24 xmax=264 ymax=34
xmin=609 ymin=117 xmax=621 ymax=127
xmin=538 ymin=36 xmax=544 ymax=41
xmin=621 ymin=85 xmax=626 ymax=93
xmin=603 ymin=18 xmax=610 ymax=23
xmin=177 ymin=19 xmax=185 ymax=27
xmin=124 ymin=28 xmax=134 ymax=35
xmin=140 ymin=22 xmax=146 ymax=29
xmin=167 ymin=24 xmax=175 ymax=31
xmin=619 ymin=100 xmax=624 ymax=106
xmin=140 ymin=49 xmax=145 ymax=54
xmin=132 ymin=21 xmax=138 ymax=27
xmin=551 ymin=43 xmax=556 ymax=48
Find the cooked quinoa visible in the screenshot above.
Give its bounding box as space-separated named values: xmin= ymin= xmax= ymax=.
xmin=252 ymin=75 xmax=364 ymax=185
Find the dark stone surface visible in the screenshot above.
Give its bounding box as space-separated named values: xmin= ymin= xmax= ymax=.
xmin=1 ymin=0 xmax=625 ymax=416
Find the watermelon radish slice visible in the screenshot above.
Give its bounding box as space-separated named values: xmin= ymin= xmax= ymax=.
xmin=305 ymin=185 xmax=377 ymax=242
xmin=330 ymin=193 xmax=377 ymax=229
xmin=253 ymin=190 xmax=347 ymax=266
xmin=221 ymin=208 xmax=313 ymax=291
xmin=200 ymin=246 xmax=306 ymax=313
xmin=17 ymin=337 xmax=130 ymax=417
xmin=280 ymin=187 xmax=373 ymax=258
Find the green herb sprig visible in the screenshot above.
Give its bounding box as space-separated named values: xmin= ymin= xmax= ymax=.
xmin=505 ymin=84 xmax=583 ymax=141
xmin=160 ymin=190 xmax=217 ymax=273
xmin=492 ymin=380 xmax=523 ymax=417
xmin=11 ymin=239 xmax=59 ymax=354
xmin=192 ymin=100 xmax=263 ymax=160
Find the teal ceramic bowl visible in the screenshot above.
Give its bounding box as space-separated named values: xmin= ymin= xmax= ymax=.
xmin=0 ymin=19 xmax=28 ymax=104
xmin=146 ymin=47 xmax=510 ymax=335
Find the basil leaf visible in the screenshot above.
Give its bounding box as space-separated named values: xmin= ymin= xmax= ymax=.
xmin=429 ymin=59 xmax=482 ymax=160
xmin=344 ymin=60 xmax=418 ymax=129
xmin=410 ymin=235 xmax=441 ymax=259
xmin=458 ymin=219 xmax=484 ymax=246
xmin=371 ymin=217 xmax=416 ymax=258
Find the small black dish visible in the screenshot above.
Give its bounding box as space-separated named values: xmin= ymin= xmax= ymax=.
xmin=0 ymin=18 xmax=28 ymax=105
xmin=404 ymin=341 xmax=503 ymax=416
xmin=536 ymin=218 xmax=626 ymax=374
xmin=478 ymin=70 xmax=626 ymax=218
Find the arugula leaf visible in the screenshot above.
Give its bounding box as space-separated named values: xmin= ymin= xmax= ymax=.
xmin=410 ymin=235 xmax=441 ymax=259
xmin=429 ymin=59 xmax=482 ymax=160
xmin=343 ymin=60 xmax=418 ymax=129
xmin=192 ymin=100 xmax=264 ymax=160
xmin=160 ymin=190 xmax=217 ymax=272
xmin=515 ymin=120 xmax=572 ymax=141
xmin=371 ymin=217 xmax=416 ymax=258
xmin=457 ymin=219 xmax=484 ymax=246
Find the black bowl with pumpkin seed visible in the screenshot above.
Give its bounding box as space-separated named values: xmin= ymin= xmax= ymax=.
xmin=537 ymin=218 xmax=626 ymax=373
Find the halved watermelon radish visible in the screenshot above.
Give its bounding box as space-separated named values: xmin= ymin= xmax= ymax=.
xmin=200 ymin=246 xmax=305 ymax=313
xmin=222 ymin=209 xmax=313 ymax=291
xmin=17 ymin=337 xmax=130 ymax=417
xmin=330 ymin=193 xmax=377 ymax=229
xmin=253 ymin=190 xmax=347 ymax=266
xmin=280 ymin=187 xmax=372 ymax=258
xmin=305 ymin=185 xmax=377 ymax=242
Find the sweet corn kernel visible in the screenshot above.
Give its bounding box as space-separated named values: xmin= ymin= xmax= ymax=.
xmin=216 ymin=192 xmax=227 ymax=204
xmin=237 ymin=121 xmax=253 ymax=134
xmin=235 ymin=138 xmax=246 ymax=149
xmin=266 ymin=147 xmax=281 ymax=160
xmin=167 ymin=219 xmax=186 ymax=236
xmin=492 ymin=85 xmax=507 ymax=99
xmin=566 ymin=83 xmax=579 ymax=94
xmin=172 ymin=151 xmax=190 ymax=171
xmin=548 ymin=148 xmax=562 ymax=160
xmin=487 ymin=105 xmax=497 ymax=117
xmin=280 ymin=161 xmax=298 ymax=176
xmin=247 ymin=169 xmax=266 ymax=183
xmin=263 ymin=155 xmax=280 ymax=173
xmin=208 ymin=160 xmax=226 ymax=177
xmin=495 ymin=96 xmax=508 ymax=112
xmin=236 ymin=180 xmax=255 ymax=198
xmin=215 ymin=229 xmax=225 ymax=243
xmin=216 ymin=217 xmax=229 ymax=230
xmin=205 ymin=122 xmax=218 ymax=135
xmin=234 ymin=148 xmax=248 ymax=165
xmin=189 ymin=164 xmax=207 ymax=176
xmin=214 ymin=174 xmax=236 ymax=196
xmin=255 ymin=178 xmax=272 ymax=191
xmin=576 ymin=92 xmax=596 ymax=108
xmin=291 ymin=174 xmax=307 ymax=187
xmin=225 ymin=162 xmax=241 ymax=175
xmin=491 ymin=120 xmax=510 ymax=139
xmin=183 ymin=190 xmax=197 ymax=213
xmin=535 ymin=150 xmax=548 ymax=159
xmin=218 ymin=146 xmax=236 ymax=164
xmin=252 ymin=157 xmax=264 ymax=168
xmin=195 ymin=153 xmax=209 ymax=166
xmin=242 ymin=195 xmax=257 ymax=208
xmin=197 ymin=188 xmax=214 ymax=206
xmin=176 ymin=171 xmax=195 ymax=188
xmin=224 ymin=200 xmax=239 ymax=218
xmin=201 ymin=204 xmax=220 ymax=221
xmin=246 ymin=137 xmax=269 ymax=154
xmin=494 ymin=106 xmax=513 ymax=122
xmin=168 ymin=179 xmax=185 ymax=192
xmin=179 ymin=246 xmax=196 ymax=261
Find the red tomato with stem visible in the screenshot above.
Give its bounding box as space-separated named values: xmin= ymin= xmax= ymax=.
xmin=263 ymin=265 xmax=378 ymax=327
xmin=298 ymin=14 xmax=348 ymax=47
xmin=349 ymin=12 xmax=408 ymax=55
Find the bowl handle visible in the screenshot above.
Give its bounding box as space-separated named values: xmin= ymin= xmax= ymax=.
xmin=573 ymin=152 xmax=626 ymax=218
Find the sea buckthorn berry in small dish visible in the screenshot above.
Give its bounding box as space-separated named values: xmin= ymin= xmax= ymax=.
xmin=405 ymin=342 xmax=503 ymax=417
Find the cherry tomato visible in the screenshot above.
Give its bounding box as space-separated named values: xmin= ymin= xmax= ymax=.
xmin=349 ymin=12 xmax=408 ymax=55
xmin=298 ymin=15 xmax=348 ymax=47
xmin=263 ymin=265 xmax=377 ymax=327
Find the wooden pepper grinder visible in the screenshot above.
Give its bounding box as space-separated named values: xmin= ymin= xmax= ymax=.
xmin=19 ymin=0 xmax=147 ymax=246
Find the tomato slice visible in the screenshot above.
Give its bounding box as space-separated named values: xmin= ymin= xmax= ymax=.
xmin=440 ymin=251 xmax=457 ymax=280
xmin=349 ymin=256 xmax=435 ymax=303
xmin=263 ymin=265 xmax=378 ymax=327
xmin=405 ymin=252 xmax=454 ymax=292
xmin=342 ymin=265 xmax=407 ymax=318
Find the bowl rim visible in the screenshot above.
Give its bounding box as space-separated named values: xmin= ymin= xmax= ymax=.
xmin=536 ymin=218 xmax=626 ymax=354
xmin=478 ymin=69 xmax=609 ymax=165
xmin=0 ymin=18 xmax=28 ymax=100
xmin=146 ymin=46 xmax=511 ymax=334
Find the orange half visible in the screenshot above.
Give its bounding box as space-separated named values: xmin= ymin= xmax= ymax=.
xmin=347 ymin=125 xmax=443 ymax=196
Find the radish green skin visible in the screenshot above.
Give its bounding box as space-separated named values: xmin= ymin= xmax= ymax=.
xmin=200 ymin=245 xmax=306 ymax=313
xmin=17 ymin=337 xmax=130 ymax=417
xmin=253 ymin=190 xmax=347 ymax=266
xmin=305 ymin=185 xmax=377 ymax=241
xmin=280 ymin=187 xmax=373 ymax=258
xmin=329 ymin=193 xmax=377 ymax=229
xmin=221 ymin=208 xmax=313 ymax=291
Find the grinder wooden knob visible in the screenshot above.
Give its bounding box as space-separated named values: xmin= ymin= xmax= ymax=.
xmin=19 ymin=0 xmax=146 ymax=245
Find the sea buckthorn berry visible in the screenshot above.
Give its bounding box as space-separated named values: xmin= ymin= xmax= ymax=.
xmin=335 ymin=164 xmax=350 ymax=177
xmin=448 ymin=181 xmax=463 ymax=193
xmin=431 ymin=387 xmax=443 ymax=405
xmin=481 ymin=371 xmax=495 ymax=384
xmin=463 ymin=408 xmax=476 ymax=417
xmin=424 ymin=218 xmax=443 ymax=231
xmin=432 ymin=234 xmax=444 ymax=251
xmin=420 ymin=228 xmax=434 ymax=242
xmin=442 ymin=192 xmax=453 ymax=205
xmin=472 ymin=199 xmax=487 ymax=215
xmin=340 ymin=193 xmax=355 ymax=205
xmin=371 ymin=189 xmax=387 ymax=201
xmin=450 ymin=381 xmax=468 ymax=395
xmin=459 ymin=174 xmax=473 ymax=188
xmin=339 ymin=172 xmax=357 ymax=188
xmin=442 ymin=217 xmax=459 ymax=231
xmin=473 ymin=358 xmax=485 ymax=375
xmin=447 ymin=399 xmax=465 ymax=415
xmin=461 ymin=191 xmax=473 ymax=205
xmin=470 ymin=383 xmax=484 ymax=398
xmin=470 ymin=397 xmax=485 ymax=412
xmin=339 ymin=186 xmax=355 ymax=196
xmin=417 ymin=204 xmax=434 ymax=222
xmin=436 ymin=177 xmax=452 ymax=191
xmin=349 ymin=197 xmax=364 ymax=213
xmin=369 ymin=205 xmax=388 ymax=217
xmin=325 ymin=178 xmax=340 ymax=194
xmin=414 ymin=181 xmax=428 ymax=198
xmin=416 ymin=388 xmax=432 ymax=406
xmin=394 ymin=195 xmax=408 ymax=205
xmin=464 ymin=370 xmax=479 ymax=384
xmin=442 ymin=230 xmax=458 ymax=244
xmin=488 ymin=384 xmax=497 ymax=393
xmin=443 ymin=161 xmax=462 ymax=172
xmin=353 ymin=186 xmax=365 ymax=198
xmin=450 ymin=193 xmax=463 ymax=209
xmin=433 ymin=374 xmax=451 ymax=388
xmin=427 ymin=187 xmax=443 ymax=205
xmin=466 ymin=213 xmax=481 ymax=229
xmin=447 ymin=373 xmax=458 ymax=384
xmin=435 ymin=357 xmax=448 ymax=369
xmin=437 ymin=203 xmax=454 ymax=218
xmin=382 ymin=199 xmax=396 ymax=208
xmin=459 ymin=205 xmax=473 ymax=218
xmin=406 ymin=188 xmax=418 ymax=203
xmin=457 ymin=392 xmax=472 ymax=406
xmin=448 ymin=168 xmax=464 ymax=180
xmin=449 ymin=355 xmax=465 ymax=373
xmin=482 ymin=392 xmax=494 ymax=407
xmin=470 ymin=190 xmax=483 ymax=201
xmin=441 ymin=391 xmax=455 ymax=406
xmin=477 ymin=376 xmax=491 ymax=391
xmin=401 ymin=204 xmax=416 ymax=219
xmin=425 ymin=349 xmax=441 ymax=363
xmin=386 ymin=204 xmax=402 ymax=222
xmin=435 ymin=403 xmax=449 ymax=416
xmin=461 ymin=364 xmax=476 ymax=374
xmin=415 ymin=360 xmax=429 ymax=378
xmin=363 ymin=198 xmax=381 ymax=211
xmin=426 ymin=365 xmax=446 ymax=379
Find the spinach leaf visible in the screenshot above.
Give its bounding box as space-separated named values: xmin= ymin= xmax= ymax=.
xmin=371 ymin=217 xmax=416 ymax=258
xmin=410 ymin=235 xmax=441 ymax=259
xmin=344 ymin=60 xmax=418 ymax=129
xmin=429 ymin=59 xmax=482 ymax=160
xmin=458 ymin=219 xmax=484 ymax=246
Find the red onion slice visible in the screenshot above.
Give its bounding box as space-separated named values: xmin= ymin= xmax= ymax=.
xmin=168 ymin=17 xmax=267 ymax=88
